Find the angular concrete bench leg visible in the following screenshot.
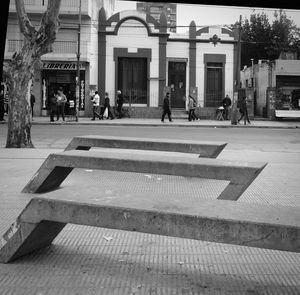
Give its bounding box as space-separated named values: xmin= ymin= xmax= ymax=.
xmin=0 ymin=220 xmax=66 ymax=263
xmin=22 ymin=164 xmax=73 ymax=193
xmin=217 ymin=164 xmax=267 ymax=201
xmin=218 ymin=183 xmax=252 ymax=201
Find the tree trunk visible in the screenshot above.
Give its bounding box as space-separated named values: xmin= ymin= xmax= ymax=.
xmin=6 ymin=47 xmax=34 ymax=148
xmin=5 ymin=0 xmax=61 ymax=148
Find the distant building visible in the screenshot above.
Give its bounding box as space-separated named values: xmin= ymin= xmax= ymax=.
xmin=98 ymin=9 xmax=238 ymax=118
xmin=137 ymin=2 xmax=177 ymax=33
xmin=4 ymin=0 xmax=115 ymax=117
xmin=240 ymin=51 xmax=300 ymax=118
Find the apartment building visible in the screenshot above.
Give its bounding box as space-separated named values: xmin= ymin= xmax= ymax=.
xmin=4 ymin=0 xmax=115 ymax=117
xmin=136 ymin=2 xmax=177 ymax=33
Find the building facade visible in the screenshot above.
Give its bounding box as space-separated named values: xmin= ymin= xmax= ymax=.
xmin=240 ymin=52 xmax=300 ymax=118
xmin=4 ymin=0 xmax=115 ymax=117
xmin=98 ymin=9 xmax=238 ymax=118
xmin=136 ymin=2 xmax=177 ymax=33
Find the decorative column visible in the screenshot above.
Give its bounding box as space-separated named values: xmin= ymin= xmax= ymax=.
xmin=189 ymin=21 xmax=196 ymax=88
xmin=98 ymin=7 xmax=107 ymax=99
xmin=158 ymin=12 xmax=168 ymax=106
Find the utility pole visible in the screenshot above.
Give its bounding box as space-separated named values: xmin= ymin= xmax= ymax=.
xmin=231 ymin=15 xmax=242 ymax=125
xmin=75 ymin=0 xmax=82 ymax=122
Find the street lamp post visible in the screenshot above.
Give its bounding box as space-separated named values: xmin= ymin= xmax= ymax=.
xmin=251 ymin=58 xmax=254 ymax=88
xmin=231 ymin=15 xmax=242 ymax=125
xmin=75 ymin=0 xmax=82 ymax=122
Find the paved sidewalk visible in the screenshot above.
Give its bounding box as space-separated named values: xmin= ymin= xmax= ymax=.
xmin=1 ymin=115 xmax=299 ymax=129
xmin=0 ymin=147 xmax=299 ymax=294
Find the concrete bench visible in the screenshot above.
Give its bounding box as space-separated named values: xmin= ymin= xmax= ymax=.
xmin=22 ymin=150 xmax=267 ymax=201
xmin=275 ymin=110 xmax=300 ymax=118
xmin=1 ymin=138 xmax=279 ymax=264
xmin=64 ymin=135 xmax=227 ymax=158
xmin=1 ymin=194 xmax=299 ymax=263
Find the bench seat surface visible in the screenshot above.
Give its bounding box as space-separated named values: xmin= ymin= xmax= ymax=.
xmin=21 ymin=189 xmax=300 ymax=228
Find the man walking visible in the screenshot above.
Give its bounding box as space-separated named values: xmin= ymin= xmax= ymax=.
xmin=30 ymin=91 xmax=35 ymax=118
xmin=161 ymin=92 xmax=173 ymax=122
xmin=56 ymin=87 xmax=67 ymax=121
xmin=238 ymin=96 xmax=251 ymax=125
xmin=91 ymin=91 xmax=101 ymax=120
xmin=116 ymin=90 xmax=123 ymax=119
xmin=48 ymin=91 xmax=57 ymax=122
xmin=222 ymin=94 xmax=232 ymax=120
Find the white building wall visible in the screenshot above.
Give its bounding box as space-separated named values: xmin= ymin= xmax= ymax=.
xmin=195 ymin=43 xmax=234 ymax=107
xmin=166 ymin=42 xmax=190 ymax=109
xmin=89 ymin=26 xmax=99 ymax=86
xmin=275 ymin=60 xmax=300 ymax=75
xmin=256 ymin=64 xmax=269 ymax=116
xmin=106 ymin=19 xmax=159 ymax=105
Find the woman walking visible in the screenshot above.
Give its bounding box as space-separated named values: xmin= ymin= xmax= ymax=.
xmin=100 ymin=92 xmax=114 ymax=120
xmin=188 ymin=95 xmax=199 ymax=121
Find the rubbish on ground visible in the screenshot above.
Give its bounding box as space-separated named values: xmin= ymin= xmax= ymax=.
xmin=103 ymin=236 xmax=113 ymax=241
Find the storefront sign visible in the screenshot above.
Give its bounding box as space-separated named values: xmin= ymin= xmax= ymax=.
xmin=80 ymin=80 xmax=85 ymax=110
xmin=42 ymin=62 xmax=85 ymax=70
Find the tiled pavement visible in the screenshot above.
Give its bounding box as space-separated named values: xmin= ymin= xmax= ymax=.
xmin=0 ymin=148 xmax=299 ymax=295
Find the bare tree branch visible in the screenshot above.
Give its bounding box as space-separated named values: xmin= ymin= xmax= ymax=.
xmin=37 ymin=0 xmax=62 ymax=55
xmin=15 ymin=0 xmax=36 ymax=40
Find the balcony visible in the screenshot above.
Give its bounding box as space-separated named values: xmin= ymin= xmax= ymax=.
xmin=6 ymin=39 xmax=77 ymax=55
xmin=9 ymin=0 xmax=90 ymax=17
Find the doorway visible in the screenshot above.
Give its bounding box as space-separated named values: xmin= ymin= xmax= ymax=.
xmin=168 ymin=61 xmax=186 ymax=108
xmin=205 ymin=62 xmax=223 ymax=107
xmin=118 ymin=58 xmax=147 ymax=105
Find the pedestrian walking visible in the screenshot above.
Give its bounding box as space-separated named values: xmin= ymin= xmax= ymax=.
xmin=99 ymin=92 xmax=104 ymax=120
xmin=116 ymin=90 xmax=123 ymax=119
xmin=56 ymin=87 xmax=67 ymax=121
xmin=48 ymin=91 xmax=57 ymax=122
xmin=30 ymin=92 xmax=35 ymax=118
xmin=161 ymin=92 xmax=173 ymax=122
xmin=238 ymin=96 xmax=251 ymax=125
xmin=222 ymin=94 xmax=232 ymax=120
xmin=0 ymin=89 xmax=5 ymax=121
xmin=188 ymin=95 xmax=199 ymax=121
xmin=100 ymin=92 xmax=114 ymax=120
xmin=91 ymin=91 xmax=101 ymax=120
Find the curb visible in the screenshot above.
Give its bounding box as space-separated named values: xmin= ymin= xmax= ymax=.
xmin=28 ymin=121 xmax=300 ymax=129
xmin=1 ymin=120 xmax=299 ymax=129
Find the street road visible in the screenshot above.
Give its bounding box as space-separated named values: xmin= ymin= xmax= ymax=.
xmin=0 ymin=124 xmax=300 ymax=293
xmin=1 ymin=124 xmax=300 ymax=152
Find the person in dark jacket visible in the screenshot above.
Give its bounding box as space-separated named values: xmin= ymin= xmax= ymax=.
xmin=161 ymin=92 xmax=173 ymax=122
xmin=30 ymin=92 xmax=35 ymax=118
xmin=222 ymin=94 xmax=232 ymax=120
xmin=48 ymin=91 xmax=57 ymax=122
xmin=238 ymin=96 xmax=251 ymax=125
xmin=116 ymin=90 xmax=123 ymax=119
xmin=100 ymin=92 xmax=114 ymax=120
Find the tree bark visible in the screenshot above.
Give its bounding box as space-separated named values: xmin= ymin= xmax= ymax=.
xmin=5 ymin=0 xmax=61 ymax=148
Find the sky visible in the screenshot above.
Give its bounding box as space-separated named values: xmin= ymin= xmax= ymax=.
xmin=114 ymin=1 xmax=300 ymax=33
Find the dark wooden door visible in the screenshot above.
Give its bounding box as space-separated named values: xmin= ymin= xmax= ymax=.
xmin=118 ymin=58 xmax=147 ymax=105
xmin=205 ymin=63 xmax=223 ymax=107
xmin=168 ymin=62 xmax=186 ymax=108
